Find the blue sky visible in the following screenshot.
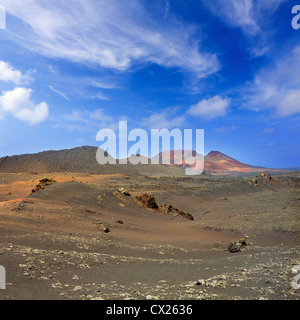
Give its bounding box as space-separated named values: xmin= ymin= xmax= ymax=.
xmin=0 ymin=0 xmax=300 ymax=168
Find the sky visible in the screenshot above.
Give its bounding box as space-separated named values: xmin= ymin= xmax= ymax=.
xmin=0 ymin=0 xmax=300 ymax=168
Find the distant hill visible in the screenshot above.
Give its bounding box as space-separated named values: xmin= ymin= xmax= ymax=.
xmin=204 ymin=151 xmax=265 ymax=173
xmin=152 ymin=150 xmax=202 ymax=168
xmin=0 ymin=146 xmax=102 ymax=174
xmin=0 ymin=146 xmax=286 ymax=175
xmin=0 ymin=146 xmax=184 ymax=176
xmin=152 ymin=150 xmax=268 ymax=174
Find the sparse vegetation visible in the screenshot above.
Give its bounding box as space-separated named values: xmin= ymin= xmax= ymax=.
xmin=97 ymin=195 xmax=104 ymax=202
xmin=86 ymin=209 xmax=96 ymax=214
xmin=23 ymin=200 xmax=34 ymax=204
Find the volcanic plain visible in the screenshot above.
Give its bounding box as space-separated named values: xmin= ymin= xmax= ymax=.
xmin=0 ymin=147 xmax=299 ymax=300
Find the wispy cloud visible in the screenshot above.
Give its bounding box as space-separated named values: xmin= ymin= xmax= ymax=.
xmin=48 ymin=85 xmax=71 ymax=102
xmin=188 ymin=96 xmax=231 ymax=120
xmin=206 ymin=0 xmax=286 ymax=35
xmin=164 ymin=0 xmax=170 ymax=18
xmin=205 ymin=0 xmax=287 ymax=57
xmin=206 ymin=0 xmax=258 ymax=35
xmin=53 ymin=108 xmax=116 ymax=132
xmin=3 ymin=0 xmax=220 ymax=78
xmin=90 ymin=93 xmax=110 ymax=101
xmin=258 ymin=128 xmax=275 ymax=136
xmin=86 ymin=79 xmax=119 ymax=90
xmin=214 ymin=126 xmax=239 ymax=134
xmin=85 ymin=78 xmax=117 ymax=100
xmin=245 ymin=46 xmax=300 ymax=117
xmin=277 ymin=90 xmax=300 ymax=117
xmin=141 ymin=108 xmax=186 ymax=129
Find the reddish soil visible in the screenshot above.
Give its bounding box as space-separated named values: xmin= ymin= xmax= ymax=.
xmin=0 ymin=171 xmax=299 ymax=300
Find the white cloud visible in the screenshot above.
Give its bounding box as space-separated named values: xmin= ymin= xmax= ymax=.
xmin=188 ymin=96 xmax=231 ymax=120
xmin=0 ymin=61 xmax=34 ymax=84
xmin=0 ymin=87 xmax=49 ymax=124
xmin=2 ymin=0 xmax=220 ymax=78
xmin=0 ymin=61 xmax=23 ymax=84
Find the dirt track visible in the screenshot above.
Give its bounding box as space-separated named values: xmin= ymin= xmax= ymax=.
xmin=0 ymin=172 xmax=299 ymax=300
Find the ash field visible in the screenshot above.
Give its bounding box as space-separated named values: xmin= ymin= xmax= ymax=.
xmin=0 ymin=147 xmax=299 ymax=300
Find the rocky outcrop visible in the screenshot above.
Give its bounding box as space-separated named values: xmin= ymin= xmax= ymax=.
xmin=250 ymin=172 xmax=272 ymax=186
xmin=99 ymin=224 xmax=110 ymax=233
xmin=228 ymin=238 xmax=249 ymax=253
xmin=257 ymin=172 xmax=272 ymax=181
xmin=135 ymin=194 xmax=158 ymax=209
xmin=159 ymin=204 xmax=194 ymax=221
xmin=118 ymin=188 xmax=131 ymax=196
xmin=135 ymin=193 xmax=194 ymax=220
xmin=31 ymin=178 xmax=55 ymax=193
